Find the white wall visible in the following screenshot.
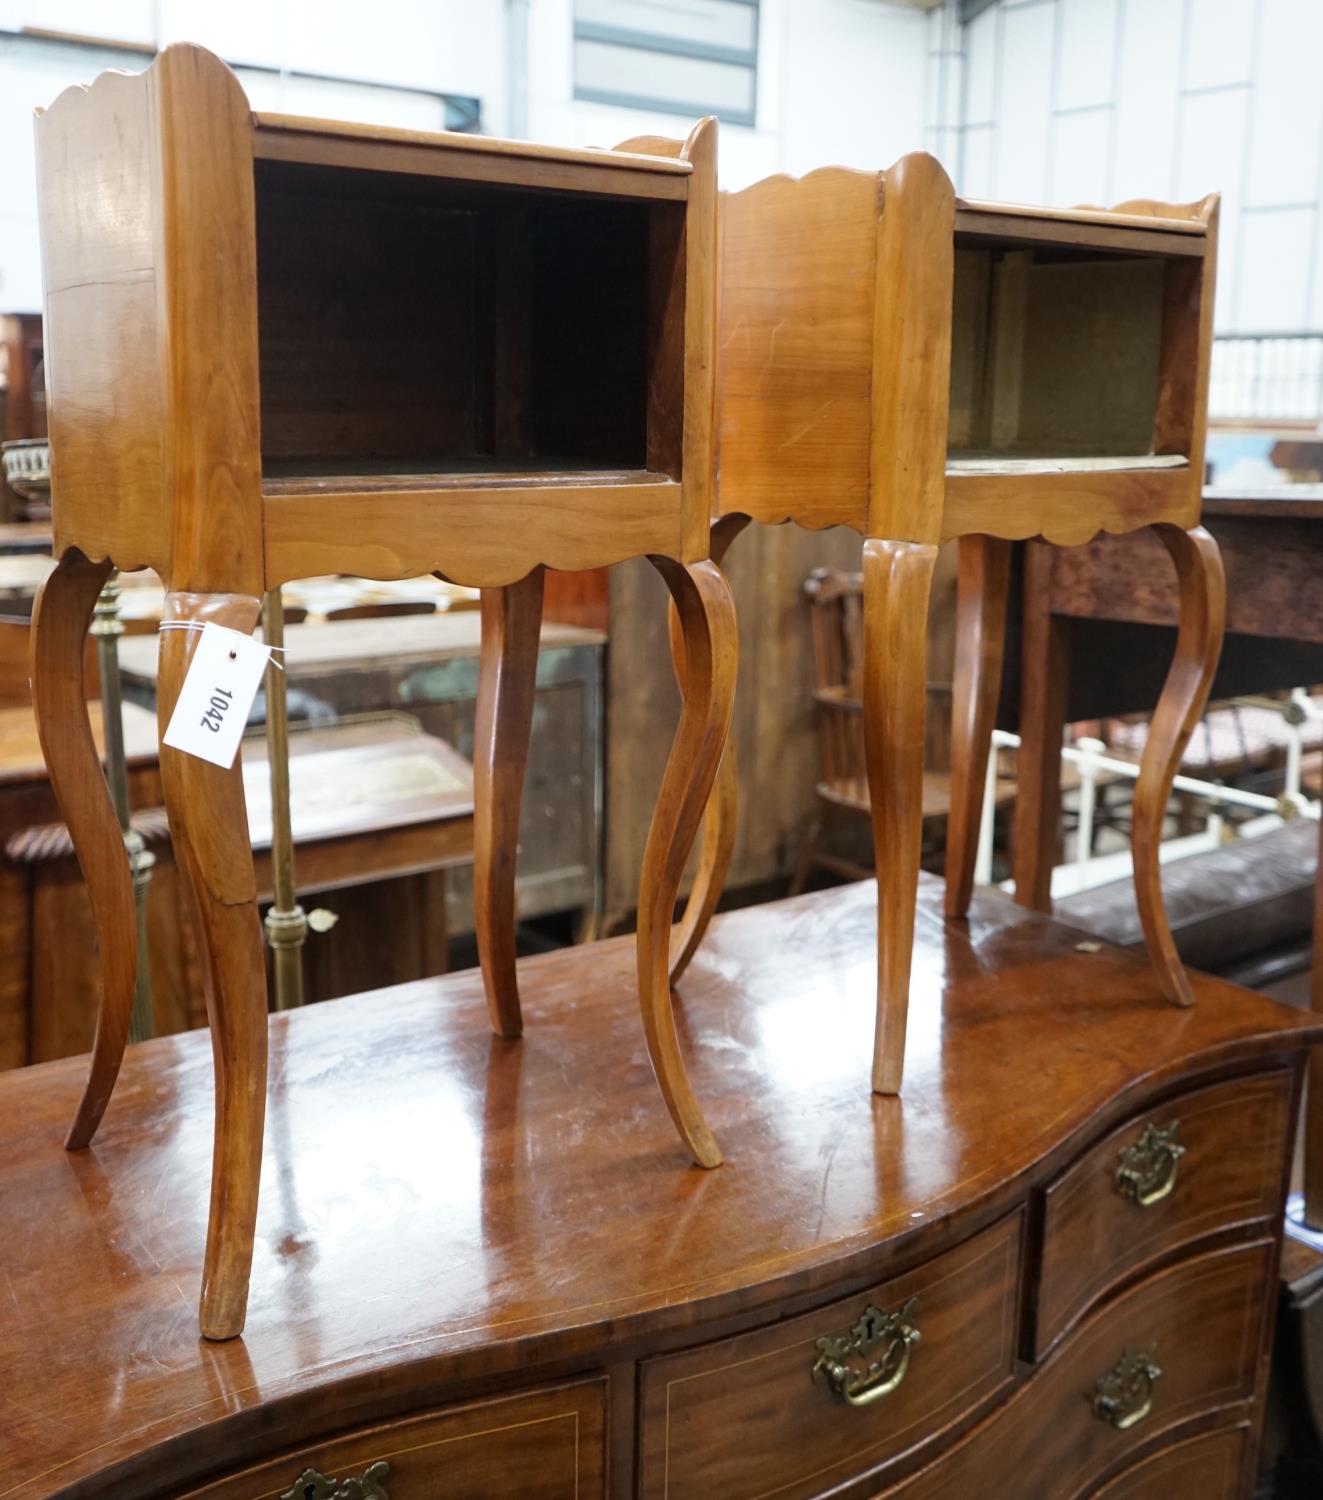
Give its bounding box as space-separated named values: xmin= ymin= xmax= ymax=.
xmin=0 ymin=1 xmax=511 ymax=310
xmin=528 ymin=0 xmax=930 ymax=190
xmin=946 ymin=0 xmax=1323 ymax=336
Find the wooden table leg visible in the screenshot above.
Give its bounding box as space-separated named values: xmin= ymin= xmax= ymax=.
xmin=473 ymin=567 xmax=544 ymax=1039
xmin=638 ymin=556 xmax=737 ymax=1168
xmin=1132 ymin=525 xmax=1226 ymax=1009
xmin=864 ymin=537 xmax=939 ymax=1097
xmin=668 ymin=513 xmax=749 ymax=983
xmin=158 ymin=590 xmax=268 ymax=1341
xmin=945 ymin=535 xmax=1012 ymax=918
xmin=1307 ymin=813 xmax=1323 ymax=1229
xmin=1011 ymin=540 xmax=1069 ymax=913
xmin=29 ymin=548 xmax=136 ymax=1149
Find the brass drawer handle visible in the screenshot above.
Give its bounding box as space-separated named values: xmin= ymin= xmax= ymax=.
xmin=1092 ymin=1348 xmax=1162 ymax=1431
xmin=1115 ymin=1121 xmax=1185 ymax=1207
xmin=281 ymin=1462 xmax=390 ymax=1500
xmin=812 ymin=1295 xmax=921 ymax=1407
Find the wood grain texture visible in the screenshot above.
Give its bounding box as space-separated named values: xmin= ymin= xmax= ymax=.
xmin=253 ymin=119 xmax=689 ymax=200
xmin=0 ymin=879 xmax=1315 ymax=1498
xmin=158 ymin=590 xmax=268 ymax=1341
xmin=262 ymin=482 xmax=684 ymax=590
xmin=941 ymin=464 xmax=1197 ymax=545
xmin=635 ymin=557 xmax=737 ymax=1168
xmin=473 ymin=567 xmax=545 ymax=1039
xmin=1010 ymin=540 xmax=1068 ymax=913
xmin=181 ymin=1379 xmax=607 ymax=1500
xmin=863 ymin=539 xmax=938 ymax=1096
xmin=35 ymin=59 xmax=166 ymax=574
xmin=154 ymin=45 xmax=263 ymax=598
xmin=1131 ymin=526 xmax=1226 ymax=1009
xmin=1036 ymin=1072 xmax=1293 ymax=1353
xmin=637 ymin=1212 xmax=1022 ymax=1499
xmin=668 ymin=513 xmax=749 ymax=982
xmin=943 ymin=535 xmax=1011 ymax=918
xmin=28 ymin=548 xmax=133 ymax=1149
xmin=892 ymin=1241 xmax=1269 ymax=1498
xmin=870 ymin=152 xmax=954 ymax=544
xmin=1092 ymin=1425 xmax=1248 ymax=1500
xmin=676 ymin=117 xmax=719 ymax=562
xmin=714 ymin=167 xmax=878 ymax=531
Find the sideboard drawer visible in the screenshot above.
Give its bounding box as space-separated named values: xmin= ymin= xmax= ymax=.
xmin=1093 ymin=1424 xmax=1249 ymax=1498
xmin=1036 ymin=1071 xmax=1291 ymax=1351
xmin=889 ymin=1241 xmax=1269 ymax=1499
xmin=180 ymin=1378 xmax=606 ymax=1500
xmin=637 ymin=1211 xmax=1022 ymax=1500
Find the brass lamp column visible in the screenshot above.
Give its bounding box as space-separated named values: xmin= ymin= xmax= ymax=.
xmin=90 ymin=571 xmax=156 ymax=1042
xmin=261 ymin=587 xmax=306 ymax=1010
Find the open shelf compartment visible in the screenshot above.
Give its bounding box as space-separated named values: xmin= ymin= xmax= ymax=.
xmin=254 ymin=159 xmax=685 ymax=494
xmin=948 ymin=238 xmax=1190 ymax=471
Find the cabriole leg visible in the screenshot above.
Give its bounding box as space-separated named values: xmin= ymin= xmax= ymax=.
xmin=158 ymin=590 xmax=268 ymax=1340
xmin=30 ymin=548 xmax=134 ymax=1148
xmin=638 ymin=557 xmax=737 ymax=1167
xmin=944 ymin=535 xmax=1012 ymax=918
xmin=473 ymin=567 xmax=545 ymax=1039
xmin=1131 ymin=525 xmax=1226 ymax=1008
xmin=863 ymin=538 xmax=939 ymax=1096
xmin=668 ymin=514 xmax=749 ymax=982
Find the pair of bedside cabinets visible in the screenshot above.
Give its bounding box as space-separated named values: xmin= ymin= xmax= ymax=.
xmin=31 ymin=44 xmax=1224 ymax=1345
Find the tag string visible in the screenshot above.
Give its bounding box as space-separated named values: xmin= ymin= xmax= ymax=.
xmin=156 ymin=620 xmax=286 ymax=669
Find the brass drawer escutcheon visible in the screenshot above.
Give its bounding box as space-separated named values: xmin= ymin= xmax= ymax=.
xmin=1115 ymin=1122 xmax=1185 ymax=1207
xmin=812 ymin=1295 xmax=922 ymax=1407
xmin=1092 ymin=1348 xmax=1162 ymax=1431
xmin=280 ymin=1462 xmax=390 ymax=1500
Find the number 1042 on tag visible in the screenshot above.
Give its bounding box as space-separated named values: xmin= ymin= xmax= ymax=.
xmin=162 ymin=622 xmax=273 ymax=769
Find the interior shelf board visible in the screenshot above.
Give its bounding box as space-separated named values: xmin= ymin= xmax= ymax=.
xmin=262 ymin=457 xmax=674 ymax=497
xmin=945 ymin=453 xmax=1190 ymax=477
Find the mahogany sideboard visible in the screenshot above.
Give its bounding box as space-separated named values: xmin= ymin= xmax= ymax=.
xmin=1 ymin=877 xmax=1316 ymax=1499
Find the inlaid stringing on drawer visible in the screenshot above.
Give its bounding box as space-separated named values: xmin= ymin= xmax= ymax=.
xmin=637 ymin=1211 xmax=1023 ymax=1500
xmin=1035 ymin=1071 xmax=1291 ymax=1352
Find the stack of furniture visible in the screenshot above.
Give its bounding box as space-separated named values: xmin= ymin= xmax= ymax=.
xmin=6 ymin=41 xmax=1319 ymax=1499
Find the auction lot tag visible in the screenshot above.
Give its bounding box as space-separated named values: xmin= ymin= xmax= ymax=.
xmin=162 ymin=623 xmax=271 ymax=769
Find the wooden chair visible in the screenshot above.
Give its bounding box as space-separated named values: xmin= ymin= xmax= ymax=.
xmin=31 ymin=45 xmax=735 ymax=1338
xmin=791 ymin=567 xmax=957 ymax=895
xmin=671 ymin=155 xmax=1225 ymax=1098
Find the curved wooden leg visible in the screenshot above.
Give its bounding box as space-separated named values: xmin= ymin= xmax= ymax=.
xmin=944 ymin=536 xmax=1012 ymax=918
xmin=473 ymin=567 xmax=544 ymax=1039
xmin=638 ymin=557 xmax=737 ymax=1167
xmin=1132 ymin=525 xmax=1226 ymax=1008
xmin=1010 ymin=540 xmax=1068 ymax=913
xmin=668 ymin=514 xmax=749 ymax=982
xmin=29 ymin=549 xmax=134 ymax=1148
xmin=863 ymin=538 xmax=939 ymax=1096
xmin=159 ymin=591 xmax=268 ymax=1340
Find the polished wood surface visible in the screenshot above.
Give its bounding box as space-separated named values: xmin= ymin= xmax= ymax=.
xmin=32 ymin=44 xmax=735 ymax=1335
xmin=637 ymin=1212 xmax=1021 ymax=1499
xmin=1006 ymin=499 xmax=1323 ymax=1226
xmin=944 ymin=534 xmax=1011 ymax=918
xmin=1092 ymin=1426 xmax=1248 ymax=1499
xmin=27 ymin=550 xmax=131 ymax=1150
xmin=182 ymin=1380 xmax=607 ymax=1500
xmin=1035 ymin=1072 xmax=1293 ymax=1352
xmin=679 ymin=157 xmax=1223 ymax=1101
xmin=893 ymin=1241 xmax=1270 ymax=1497
xmin=1130 ymin=524 xmax=1226 ymax=1008
xmin=1 ymin=878 xmax=1315 ymax=1498
xmin=473 ymin=567 xmax=544 ymax=1038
